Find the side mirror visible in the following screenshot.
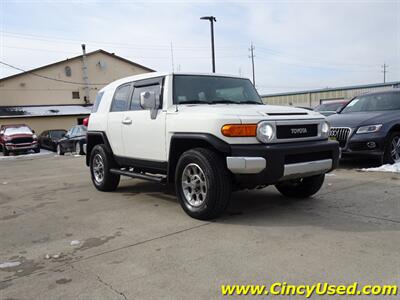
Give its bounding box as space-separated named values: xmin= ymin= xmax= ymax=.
xmin=32 ymin=130 xmax=35 ymax=134
xmin=140 ymin=91 xmax=159 ymax=119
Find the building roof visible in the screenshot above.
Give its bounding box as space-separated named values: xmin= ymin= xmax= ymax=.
xmin=261 ymin=81 xmax=400 ymax=98
xmin=0 ymin=105 xmax=92 ymax=119
xmin=0 ymin=49 xmax=155 ymax=82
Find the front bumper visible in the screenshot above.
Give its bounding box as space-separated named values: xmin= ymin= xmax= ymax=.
xmin=341 ymin=132 xmax=386 ymax=157
xmin=5 ymin=142 xmax=38 ymax=151
xmin=227 ymin=139 xmax=339 ymax=187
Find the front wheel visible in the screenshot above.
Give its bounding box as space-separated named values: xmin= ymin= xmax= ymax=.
xmin=57 ymin=144 xmax=64 ymax=155
xmin=175 ymin=148 xmax=232 ymax=220
xmin=34 ymin=147 xmax=40 ymax=153
xmin=383 ymin=131 xmax=400 ymax=164
xmin=90 ymin=144 xmax=120 ymax=191
xmin=275 ymin=174 xmax=325 ymax=198
xmin=3 ymin=146 xmax=9 ymax=156
xmin=75 ymin=142 xmax=83 ymax=155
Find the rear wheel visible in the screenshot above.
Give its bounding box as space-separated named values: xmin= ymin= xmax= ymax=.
xmin=90 ymin=144 xmax=120 ymax=191
xmin=57 ymin=144 xmax=64 ymax=156
xmin=275 ymin=174 xmax=325 ymax=198
xmin=175 ymin=148 xmax=232 ymax=220
xmin=383 ymin=131 xmax=400 ymax=164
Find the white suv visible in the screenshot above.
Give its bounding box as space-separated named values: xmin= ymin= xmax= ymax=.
xmin=87 ymin=72 xmax=339 ymax=220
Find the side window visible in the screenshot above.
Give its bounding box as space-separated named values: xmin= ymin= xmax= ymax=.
xmin=130 ymin=84 xmax=161 ymax=111
xmin=110 ymin=84 xmax=131 ymax=112
xmin=92 ymin=91 xmax=104 ymax=113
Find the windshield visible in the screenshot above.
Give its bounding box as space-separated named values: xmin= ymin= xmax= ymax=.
xmin=315 ymin=102 xmax=346 ymax=112
xmin=4 ymin=126 xmax=32 ymax=135
xmin=173 ymin=75 xmax=263 ymax=105
xmin=341 ymin=92 xmax=400 ymax=113
xmin=50 ymin=130 xmax=66 ymax=138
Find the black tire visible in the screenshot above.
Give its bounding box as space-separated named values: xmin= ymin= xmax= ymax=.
xmin=75 ymin=142 xmax=84 ymax=155
xmin=34 ymin=147 xmax=40 ymax=153
xmin=90 ymin=144 xmax=120 ymax=191
xmin=56 ymin=144 xmax=64 ymax=156
xmin=383 ymin=131 xmax=400 ymax=164
xmin=3 ymin=146 xmax=9 ymax=156
xmin=175 ymin=148 xmax=232 ymax=220
xmin=275 ymin=174 xmax=325 ymax=198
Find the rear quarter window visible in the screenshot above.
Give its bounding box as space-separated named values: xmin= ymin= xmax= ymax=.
xmin=92 ymin=91 xmax=104 ymax=113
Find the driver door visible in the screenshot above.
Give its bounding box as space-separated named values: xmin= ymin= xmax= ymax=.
xmin=122 ymin=77 xmax=166 ymax=162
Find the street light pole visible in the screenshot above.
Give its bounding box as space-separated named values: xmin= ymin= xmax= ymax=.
xmin=200 ymin=16 xmax=216 ymax=73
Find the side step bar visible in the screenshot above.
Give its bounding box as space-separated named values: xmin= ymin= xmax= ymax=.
xmin=110 ymin=168 xmax=166 ymax=183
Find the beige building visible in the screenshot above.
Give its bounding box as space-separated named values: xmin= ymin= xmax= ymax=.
xmin=0 ymin=49 xmax=154 ymax=133
xmin=261 ymin=81 xmax=400 ymax=108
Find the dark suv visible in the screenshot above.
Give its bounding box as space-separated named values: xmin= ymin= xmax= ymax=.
xmin=328 ymin=90 xmax=400 ymax=164
xmin=0 ymin=124 xmax=40 ymax=156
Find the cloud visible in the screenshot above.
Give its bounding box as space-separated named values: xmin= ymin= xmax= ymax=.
xmin=0 ymin=0 xmax=399 ymax=94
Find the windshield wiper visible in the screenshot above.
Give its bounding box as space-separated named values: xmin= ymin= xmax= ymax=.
xmin=179 ymin=100 xmax=211 ymax=104
xmin=239 ymin=100 xmax=264 ymax=105
xmin=211 ymin=99 xmax=238 ymax=104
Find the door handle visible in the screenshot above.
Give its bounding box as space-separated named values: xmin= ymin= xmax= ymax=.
xmin=122 ymin=117 xmax=132 ymax=125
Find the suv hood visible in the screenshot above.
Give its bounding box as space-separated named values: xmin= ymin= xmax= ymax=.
xmin=5 ymin=133 xmax=33 ymax=139
xmin=328 ymin=111 xmax=396 ymax=128
xmin=174 ymin=104 xmax=322 ymax=119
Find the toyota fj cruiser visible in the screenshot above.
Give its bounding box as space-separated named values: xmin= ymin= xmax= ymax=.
xmin=86 ymin=73 xmax=339 ymax=220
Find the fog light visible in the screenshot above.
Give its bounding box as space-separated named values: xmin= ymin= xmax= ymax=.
xmin=366 ymin=141 xmax=376 ymax=149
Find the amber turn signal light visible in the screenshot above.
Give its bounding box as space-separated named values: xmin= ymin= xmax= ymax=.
xmin=221 ymin=124 xmax=257 ymax=137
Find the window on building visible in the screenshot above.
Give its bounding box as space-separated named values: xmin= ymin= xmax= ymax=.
xmin=65 ymin=66 xmax=72 ymax=77
xmin=72 ymin=91 xmax=80 ymax=99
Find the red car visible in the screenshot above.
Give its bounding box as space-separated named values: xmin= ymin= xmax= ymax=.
xmin=0 ymin=124 xmax=40 ymax=156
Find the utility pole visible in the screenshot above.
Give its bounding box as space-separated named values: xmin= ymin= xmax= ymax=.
xmin=200 ymin=16 xmax=217 ymax=73
xmin=170 ymin=42 xmax=175 ymax=72
xmin=81 ymin=44 xmax=90 ymax=104
xmin=249 ymin=42 xmax=255 ymax=85
xmin=382 ymin=63 xmax=389 ymax=83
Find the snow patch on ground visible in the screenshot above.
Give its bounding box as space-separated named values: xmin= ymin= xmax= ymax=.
xmin=361 ymin=163 xmax=400 ymax=173
xmin=70 ymin=240 xmax=80 ymax=246
xmin=0 ymin=149 xmax=53 ymax=160
xmin=0 ymin=261 xmax=21 ymax=268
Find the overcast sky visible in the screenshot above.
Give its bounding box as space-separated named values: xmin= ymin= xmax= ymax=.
xmin=0 ymin=0 xmax=399 ymax=94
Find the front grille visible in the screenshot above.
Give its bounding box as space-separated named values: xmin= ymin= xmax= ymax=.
xmin=329 ymin=127 xmax=351 ymax=147
xmin=11 ymin=137 xmax=33 ymax=144
xmin=276 ymin=124 xmax=318 ymax=139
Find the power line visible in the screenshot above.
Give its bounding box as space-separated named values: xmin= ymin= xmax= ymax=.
xmin=0 ymin=61 xmax=107 ymax=85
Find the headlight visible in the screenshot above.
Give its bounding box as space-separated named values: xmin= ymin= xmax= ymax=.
xmin=33 ymin=134 xmax=38 ymax=139
xmin=257 ymin=122 xmax=274 ymax=143
xmin=321 ymin=121 xmax=330 ymax=138
xmin=356 ymin=124 xmax=382 ymax=134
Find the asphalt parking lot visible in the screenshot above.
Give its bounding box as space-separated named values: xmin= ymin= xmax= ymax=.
xmin=0 ymin=153 xmax=399 ymax=299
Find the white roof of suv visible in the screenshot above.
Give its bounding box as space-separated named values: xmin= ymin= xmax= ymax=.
xmin=101 ymin=72 xmax=247 ymax=92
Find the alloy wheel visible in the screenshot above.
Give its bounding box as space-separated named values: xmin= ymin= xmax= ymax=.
xmin=181 ymin=163 xmax=207 ymax=207
xmin=390 ymin=136 xmax=400 ymax=163
xmin=93 ymin=154 xmax=105 ymax=183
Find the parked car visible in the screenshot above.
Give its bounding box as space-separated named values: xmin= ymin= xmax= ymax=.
xmin=328 ymin=90 xmax=400 ymax=164
xmin=57 ymin=125 xmax=87 ymax=155
xmin=314 ymin=100 xmax=350 ymax=116
xmin=86 ymin=72 xmax=339 ymax=220
xmin=38 ymin=129 xmax=67 ymax=151
xmin=0 ymin=124 xmax=39 ymax=156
